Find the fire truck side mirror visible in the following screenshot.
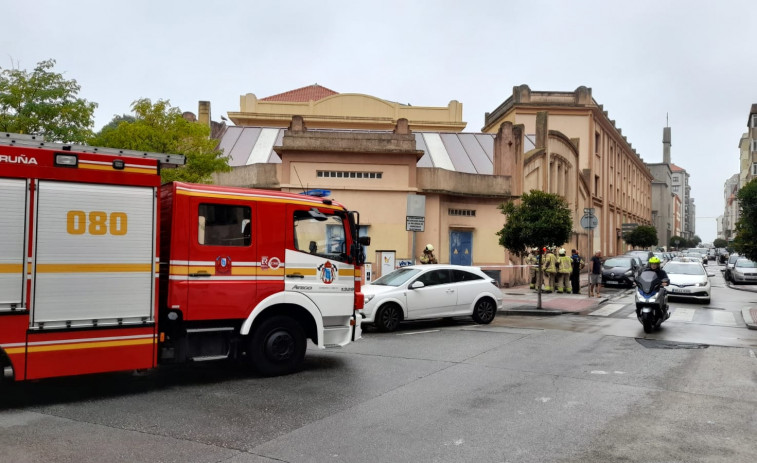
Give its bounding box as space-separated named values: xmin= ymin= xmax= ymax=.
xmin=358 ymin=236 xmax=371 ymax=246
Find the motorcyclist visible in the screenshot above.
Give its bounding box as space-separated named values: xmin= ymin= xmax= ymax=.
xmin=643 ymin=256 xmax=670 ymax=313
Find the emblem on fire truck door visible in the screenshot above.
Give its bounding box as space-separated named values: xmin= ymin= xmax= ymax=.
xmin=317 ymin=261 xmax=338 ymax=284
xmin=215 ymin=256 xmax=232 ymax=274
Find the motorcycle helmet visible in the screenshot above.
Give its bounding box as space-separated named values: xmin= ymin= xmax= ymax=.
xmin=425 ymin=244 xmax=434 ymax=252
xmin=649 ymin=256 xmax=661 ymax=264
xmin=559 ymin=248 xmax=566 ymax=255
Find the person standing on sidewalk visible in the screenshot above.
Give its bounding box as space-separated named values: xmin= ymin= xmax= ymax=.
xmin=557 ymin=248 xmax=572 ymax=293
xmin=588 ymin=250 xmax=602 ymax=298
xmin=543 ymin=247 xmax=558 ymax=293
xmin=527 ymin=249 xmax=538 ymax=290
xmin=570 ymin=249 xmax=584 ymax=294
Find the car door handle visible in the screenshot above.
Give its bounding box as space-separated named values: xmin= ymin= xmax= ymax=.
xmin=446 ymin=289 xmax=455 ymax=293
xmin=189 ymin=272 xmax=211 ymax=277
xmin=286 ymin=273 xmax=305 ymax=279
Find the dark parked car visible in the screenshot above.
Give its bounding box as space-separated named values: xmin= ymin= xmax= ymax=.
xmin=602 ymin=256 xmax=642 ymax=288
xmin=625 ymin=250 xmax=654 ymax=266
xmin=724 ymin=253 xmax=741 ymax=281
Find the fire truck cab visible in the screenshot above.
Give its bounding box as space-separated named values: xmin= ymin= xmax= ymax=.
xmin=0 ymin=133 xmax=366 ymax=381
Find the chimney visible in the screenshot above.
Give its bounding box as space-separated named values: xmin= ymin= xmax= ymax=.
xmin=198 ymin=101 xmax=211 ymax=127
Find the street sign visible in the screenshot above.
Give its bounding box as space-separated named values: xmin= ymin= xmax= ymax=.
xmin=580 ymin=214 xmax=598 ymax=229
xmin=583 ymin=208 xmax=595 ymax=214
xmin=406 ymin=216 xmax=425 ymax=232
xmin=621 ymin=223 xmax=638 ymax=233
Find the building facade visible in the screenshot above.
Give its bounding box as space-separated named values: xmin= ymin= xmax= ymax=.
xmin=482 ymin=85 xmax=653 ymax=256
xmin=743 ymin=105 xmax=757 ymax=184
xmin=722 ymin=173 xmax=740 ymax=241
xmin=670 ymin=164 xmax=694 ymax=239
xmin=646 ymin=163 xmax=674 ymax=249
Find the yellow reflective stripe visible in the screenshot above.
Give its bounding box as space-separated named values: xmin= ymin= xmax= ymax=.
xmin=338 ymin=269 xmax=355 ymax=276
xmin=6 ymin=338 xmax=155 ymax=355
xmin=79 ymin=164 xmax=156 ymax=174
xmin=0 ymin=264 xmax=23 ymax=273
xmin=176 ymin=189 xmax=341 ymax=209
xmin=36 ymin=263 xmax=151 ymax=273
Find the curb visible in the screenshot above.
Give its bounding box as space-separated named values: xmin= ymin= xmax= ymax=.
xmin=726 ymin=283 xmax=757 ymax=293
xmin=499 ymin=308 xmax=565 ymax=316
xmin=741 ymin=308 xmax=757 ymax=330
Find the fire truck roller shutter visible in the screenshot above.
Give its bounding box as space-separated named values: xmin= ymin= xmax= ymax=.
xmin=0 ymin=178 xmax=27 ymax=309
xmin=32 ymin=181 xmax=156 ymax=327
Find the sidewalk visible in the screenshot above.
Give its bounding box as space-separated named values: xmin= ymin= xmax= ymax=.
xmin=498 ymin=273 xmax=609 ymax=316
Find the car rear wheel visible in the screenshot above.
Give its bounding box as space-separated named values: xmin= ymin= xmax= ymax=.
xmin=472 ymin=297 xmax=496 ymax=324
xmin=376 ymin=303 xmax=402 ymax=332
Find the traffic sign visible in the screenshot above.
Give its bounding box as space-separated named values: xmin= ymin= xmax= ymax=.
xmin=621 ymin=223 xmax=638 ymax=233
xmin=583 ymin=208 xmax=595 ymax=214
xmin=406 ymin=216 xmax=425 ymax=232
xmin=580 ymin=214 xmax=598 ymax=229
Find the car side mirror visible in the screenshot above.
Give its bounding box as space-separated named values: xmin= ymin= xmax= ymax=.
xmin=410 ymin=281 xmax=425 ymax=289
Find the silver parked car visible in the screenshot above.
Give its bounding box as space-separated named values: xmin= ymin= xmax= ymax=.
xmin=362 ymin=265 xmax=503 ymax=332
xmin=663 ymin=260 xmax=711 ymax=304
xmin=730 ymin=258 xmax=757 ymax=285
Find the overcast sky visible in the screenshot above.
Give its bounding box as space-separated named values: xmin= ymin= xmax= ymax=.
xmin=4 ymin=0 xmax=755 ymax=242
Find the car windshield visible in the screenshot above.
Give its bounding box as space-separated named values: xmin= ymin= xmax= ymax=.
xmin=729 ymin=255 xmax=740 ymax=264
xmin=735 ymin=259 xmax=757 ymax=268
xmin=604 ymin=258 xmax=631 ymax=267
xmin=371 ymin=268 xmax=422 ymax=286
xmin=664 ymin=263 xmax=705 ymax=275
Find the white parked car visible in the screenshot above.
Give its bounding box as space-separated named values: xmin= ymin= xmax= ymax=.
xmin=662 ymin=260 xmax=711 ymax=304
xmin=731 ymin=258 xmax=757 ymax=285
xmin=362 ymin=265 xmax=503 ymax=332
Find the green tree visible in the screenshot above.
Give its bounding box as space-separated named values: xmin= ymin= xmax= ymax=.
xmin=90 ymin=99 xmax=230 ymax=183
xmin=0 ymin=59 xmax=96 ymax=143
xmin=669 ymin=235 xmax=687 ymax=250
xmin=623 ymin=225 xmax=658 ymax=249
xmin=497 ymin=190 xmax=573 ymax=308
xmin=691 ymin=235 xmax=702 ymax=247
xmin=713 ymin=238 xmax=727 ymax=248
xmin=734 ymin=178 xmax=757 ymax=262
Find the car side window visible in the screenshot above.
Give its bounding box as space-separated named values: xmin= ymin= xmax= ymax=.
xmin=416 ymin=270 xmax=451 ymax=287
xmin=452 ymin=270 xmax=483 ymax=282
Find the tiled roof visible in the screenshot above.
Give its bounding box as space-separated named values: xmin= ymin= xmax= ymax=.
xmin=260 ymin=84 xmax=339 ymax=102
xmin=217 ymin=127 xmax=535 ymax=173
xmin=670 ymin=163 xmax=685 ymax=172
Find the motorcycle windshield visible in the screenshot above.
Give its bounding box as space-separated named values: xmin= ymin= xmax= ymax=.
xmin=637 ymin=270 xmax=660 ymax=293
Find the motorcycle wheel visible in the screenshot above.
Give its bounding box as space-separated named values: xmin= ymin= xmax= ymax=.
xmin=642 ymin=317 xmax=654 ymax=333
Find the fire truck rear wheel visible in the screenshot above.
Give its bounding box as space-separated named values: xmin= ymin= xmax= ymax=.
xmin=249 ymin=316 xmax=306 ymax=376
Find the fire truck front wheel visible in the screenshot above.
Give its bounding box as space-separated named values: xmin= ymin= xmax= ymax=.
xmin=249 ymin=316 xmax=307 ymax=376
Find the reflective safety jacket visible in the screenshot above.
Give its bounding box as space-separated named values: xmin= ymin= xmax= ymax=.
xmin=544 ymin=253 xmax=558 ymax=273
xmin=558 ymin=255 xmax=572 ymax=274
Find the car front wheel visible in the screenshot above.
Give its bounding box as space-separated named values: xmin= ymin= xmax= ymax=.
xmin=472 ymin=297 xmax=497 ymax=324
xmin=376 ymin=304 xmax=402 ymax=332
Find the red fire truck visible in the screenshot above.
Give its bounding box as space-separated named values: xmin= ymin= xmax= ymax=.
xmin=0 ymin=133 xmax=368 ymax=380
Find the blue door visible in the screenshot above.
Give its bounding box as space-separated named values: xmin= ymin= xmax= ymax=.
xmin=450 ymin=231 xmax=472 ymax=266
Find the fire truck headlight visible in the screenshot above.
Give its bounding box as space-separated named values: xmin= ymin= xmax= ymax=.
xmin=55 ymin=153 xmax=78 ymax=167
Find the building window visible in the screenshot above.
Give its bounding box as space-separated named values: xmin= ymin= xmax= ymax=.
xmin=448 ymin=209 xmax=476 ymax=217
xmin=198 ymin=204 xmax=251 ymax=247
xmin=752 ymin=163 xmax=757 ymax=176
xmin=751 ymin=140 xmax=757 ymax=152
xmin=672 ymin=185 xmax=679 ymax=192
xmin=672 ymin=176 xmax=679 ymax=183
xmin=317 ymin=170 xmax=383 ymax=179
xmin=751 ymin=114 xmax=757 ymax=128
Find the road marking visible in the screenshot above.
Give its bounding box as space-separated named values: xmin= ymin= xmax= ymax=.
xmin=395 ymin=330 xmax=440 ymax=336
xmin=668 ymin=307 xmax=696 ymax=322
xmin=590 ymin=303 xmax=625 ymax=317
xmin=711 ymin=311 xmax=737 ymax=326
xmin=750 ymin=350 xmax=756 ymax=359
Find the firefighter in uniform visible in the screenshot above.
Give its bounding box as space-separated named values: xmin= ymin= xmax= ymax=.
xmin=527 ymin=248 xmax=538 ymax=290
xmin=543 ymin=247 xmax=558 ymax=293
xmin=557 ymin=248 xmax=573 ymax=293
xmin=419 ymin=244 xmax=438 ymax=264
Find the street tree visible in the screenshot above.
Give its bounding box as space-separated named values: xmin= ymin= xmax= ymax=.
xmin=497 ymin=190 xmax=573 ymax=308
xmin=669 ymin=235 xmax=688 ymax=250
xmin=691 ymin=235 xmax=702 ymax=247
xmin=624 ymin=225 xmax=658 ymax=249
xmin=0 ymin=59 xmax=97 ymax=143
xmin=713 ymin=238 xmax=727 ymax=249
xmin=90 ymin=99 xmax=230 ymax=183
xmin=734 ymin=178 xmax=757 ymax=261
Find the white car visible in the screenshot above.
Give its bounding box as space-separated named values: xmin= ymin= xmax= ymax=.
xmin=362 ymin=264 xmax=503 ymax=332
xmin=731 ymin=258 xmax=757 ymax=285
xmin=662 ymin=260 xmax=711 ymax=304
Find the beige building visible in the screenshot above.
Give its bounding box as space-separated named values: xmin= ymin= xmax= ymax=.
xmin=228 ymin=84 xmax=466 ymax=132
xmin=481 ymin=85 xmax=654 ymax=255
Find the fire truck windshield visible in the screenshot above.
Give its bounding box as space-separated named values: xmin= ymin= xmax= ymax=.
xmin=294 ymin=212 xmax=349 ymax=262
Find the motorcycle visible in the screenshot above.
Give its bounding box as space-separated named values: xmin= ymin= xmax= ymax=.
xmin=634 ymin=270 xmax=670 ymax=333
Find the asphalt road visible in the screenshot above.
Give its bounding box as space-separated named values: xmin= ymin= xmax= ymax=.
xmin=1 ymin=260 xmax=755 ymax=463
